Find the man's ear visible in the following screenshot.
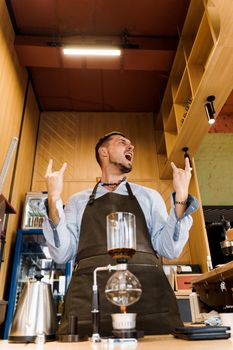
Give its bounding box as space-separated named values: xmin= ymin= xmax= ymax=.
xmin=99 ymin=146 xmax=108 ymax=159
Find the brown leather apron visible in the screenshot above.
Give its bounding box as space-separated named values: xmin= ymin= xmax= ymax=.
xmin=57 ymin=182 xmax=183 ymax=336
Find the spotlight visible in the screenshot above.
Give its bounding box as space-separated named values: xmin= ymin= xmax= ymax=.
xmin=182 ymin=147 xmax=192 ymax=169
xmin=205 ymin=95 xmax=216 ymax=124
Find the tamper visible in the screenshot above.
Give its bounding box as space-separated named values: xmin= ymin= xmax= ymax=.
xmin=57 ymin=315 xmax=88 ymax=342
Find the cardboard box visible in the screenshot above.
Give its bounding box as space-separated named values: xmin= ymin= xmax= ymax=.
xmin=175 ymin=274 xmax=202 ymax=292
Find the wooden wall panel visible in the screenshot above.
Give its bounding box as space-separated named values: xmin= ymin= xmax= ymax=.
xmin=32 ymin=112 xmax=160 ymax=202
xmin=0 ymin=0 xmax=31 ymax=298
xmin=0 ymin=0 xmax=40 ymax=299
xmin=0 ymin=84 xmax=40 ymax=297
xmin=0 ymin=0 xmax=27 ymax=198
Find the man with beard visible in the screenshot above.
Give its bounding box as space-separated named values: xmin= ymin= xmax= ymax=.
xmin=43 ymin=131 xmax=198 ymax=337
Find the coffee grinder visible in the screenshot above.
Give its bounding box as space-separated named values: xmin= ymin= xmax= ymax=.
xmin=91 ymin=212 xmax=142 ymax=342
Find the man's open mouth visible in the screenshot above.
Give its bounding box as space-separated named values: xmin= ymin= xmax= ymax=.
xmin=125 ymin=153 xmax=132 ymax=161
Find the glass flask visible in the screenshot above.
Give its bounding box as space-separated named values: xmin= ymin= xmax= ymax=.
xmin=106 ymin=212 xmax=136 ymax=260
xmin=105 ymin=264 xmax=142 ymax=307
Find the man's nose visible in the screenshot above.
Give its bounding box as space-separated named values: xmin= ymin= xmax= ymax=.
xmin=128 ymin=144 xmax=134 ymax=151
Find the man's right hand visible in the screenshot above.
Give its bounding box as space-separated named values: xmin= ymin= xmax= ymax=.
xmin=45 ymin=159 xmax=67 ymax=201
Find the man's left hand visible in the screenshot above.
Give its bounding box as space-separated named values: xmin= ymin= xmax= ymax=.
xmin=171 ymin=157 xmax=192 ymax=201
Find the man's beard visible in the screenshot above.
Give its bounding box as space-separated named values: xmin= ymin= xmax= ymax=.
xmin=113 ymin=161 xmax=132 ymax=173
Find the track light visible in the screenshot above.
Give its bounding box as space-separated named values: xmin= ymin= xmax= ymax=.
xmin=182 ymin=147 xmax=192 ymax=170
xmin=205 ymin=95 xmax=216 ymax=124
xmin=63 ymin=47 xmax=121 ymax=56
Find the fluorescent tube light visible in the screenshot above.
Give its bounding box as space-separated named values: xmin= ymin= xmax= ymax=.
xmin=63 ymin=47 xmax=121 ymax=56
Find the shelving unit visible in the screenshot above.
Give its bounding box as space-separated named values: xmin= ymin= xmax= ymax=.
xmin=191 ymin=261 xmax=233 ymax=307
xmin=3 ymin=229 xmax=72 ymax=339
xmin=164 ymin=107 xmax=177 ymax=133
xmin=170 ymin=44 xmax=186 ymax=98
xmin=155 ymin=0 xmax=233 ymax=179
xmin=181 ymin=0 xmax=205 ymax=60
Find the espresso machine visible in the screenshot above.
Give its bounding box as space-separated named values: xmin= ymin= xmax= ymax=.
xmin=207 ymin=215 xmax=233 ymax=267
xmin=219 ymin=215 xmax=233 ymax=257
xmin=91 ymin=212 xmax=142 ymax=342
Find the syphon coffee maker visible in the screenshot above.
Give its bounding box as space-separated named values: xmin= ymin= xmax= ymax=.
xmin=91 ymin=212 xmax=142 ymax=342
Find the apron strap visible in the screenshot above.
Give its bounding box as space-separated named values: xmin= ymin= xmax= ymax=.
xmin=88 ymin=180 xmax=134 ymax=205
xmin=88 ymin=181 xmax=100 ymax=205
xmin=126 ymin=182 xmax=134 ymax=199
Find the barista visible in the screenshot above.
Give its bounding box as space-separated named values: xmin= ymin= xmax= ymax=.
xmin=43 ymin=131 xmax=198 ymax=336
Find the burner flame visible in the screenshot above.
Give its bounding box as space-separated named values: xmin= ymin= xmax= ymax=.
xmin=120 ymin=305 xmax=127 ymax=314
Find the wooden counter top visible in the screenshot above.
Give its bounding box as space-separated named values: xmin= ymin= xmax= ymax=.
xmin=190 ymin=261 xmax=233 ymax=306
xmin=192 ymin=261 xmax=233 ymax=285
xmin=0 ymin=335 xmax=232 ymax=350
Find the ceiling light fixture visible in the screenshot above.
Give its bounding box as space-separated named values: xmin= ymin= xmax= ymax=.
xmin=63 ymin=47 xmax=121 ymax=56
xmin=205 ymin=95 xmax=216 ymax=124
xmin=182 ymin=147 xmax=192 ymax=169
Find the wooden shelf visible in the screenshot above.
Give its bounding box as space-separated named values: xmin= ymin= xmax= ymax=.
xmin=164 ymin=131 xmax=177 ymax=158
xmin=161 ymin=80 xmax=173 ymax=123
xmin=174 ymin=68 xmax=192 ymax=104
xmin=156 ymin=130 xmax=166 ymax=155
xmin=173 ymin=69 xmax=193 ymax=133
xmin=154 ymin=0 xmax=233 ymax=180
xmin=154 ymin=0 xmax=233 ymax=278
xmin=164 ymin=107 xmax=177 ymax=133
xmin=170 ymin=43 xmax=186 ymax=97
xmin=192 ymin=261 xmax=233 ymax=285
xmin=181 ymin=0 xmax=205 ymax=59
xmin=173 ymin=103 xmax=188 ymax=132
xmin=181 ymin=37 xmax=195 ymax=62
xmin=187 ymin=64 xmax=204 ymax=95
xmin=188 ymin=13 xmax=215 ymax=66
xmin=205 ymin=2 xmax=221 ymax=42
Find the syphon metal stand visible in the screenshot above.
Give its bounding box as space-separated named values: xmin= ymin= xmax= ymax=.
xmin=91 ymin=265 xmax=117 ymax=342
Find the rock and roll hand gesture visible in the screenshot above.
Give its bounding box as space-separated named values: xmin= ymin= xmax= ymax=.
xmin=45 ymin=159 xmax=67 ymax=202
xmin=171 ymin=157 xmax=192 ymax=217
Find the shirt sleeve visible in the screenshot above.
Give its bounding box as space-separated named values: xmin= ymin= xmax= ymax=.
xmin=150 ymin=192 xmax=199 ymax=259
xmin=42 ymin=197 xmax=80 ymax=263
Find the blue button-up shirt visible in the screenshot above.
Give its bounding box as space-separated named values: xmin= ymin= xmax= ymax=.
xmin=42 ymin=180 xmax=198 ymax=263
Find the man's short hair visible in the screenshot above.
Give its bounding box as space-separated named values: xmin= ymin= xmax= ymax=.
xmin=95 ymin=131 xmax=125 ymax=166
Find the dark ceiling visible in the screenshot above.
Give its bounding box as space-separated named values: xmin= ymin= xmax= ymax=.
xmin=6 ymin=0 xmax=233 ymax=116
xmin=6 ymin=0 xmax=191 ymax=113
